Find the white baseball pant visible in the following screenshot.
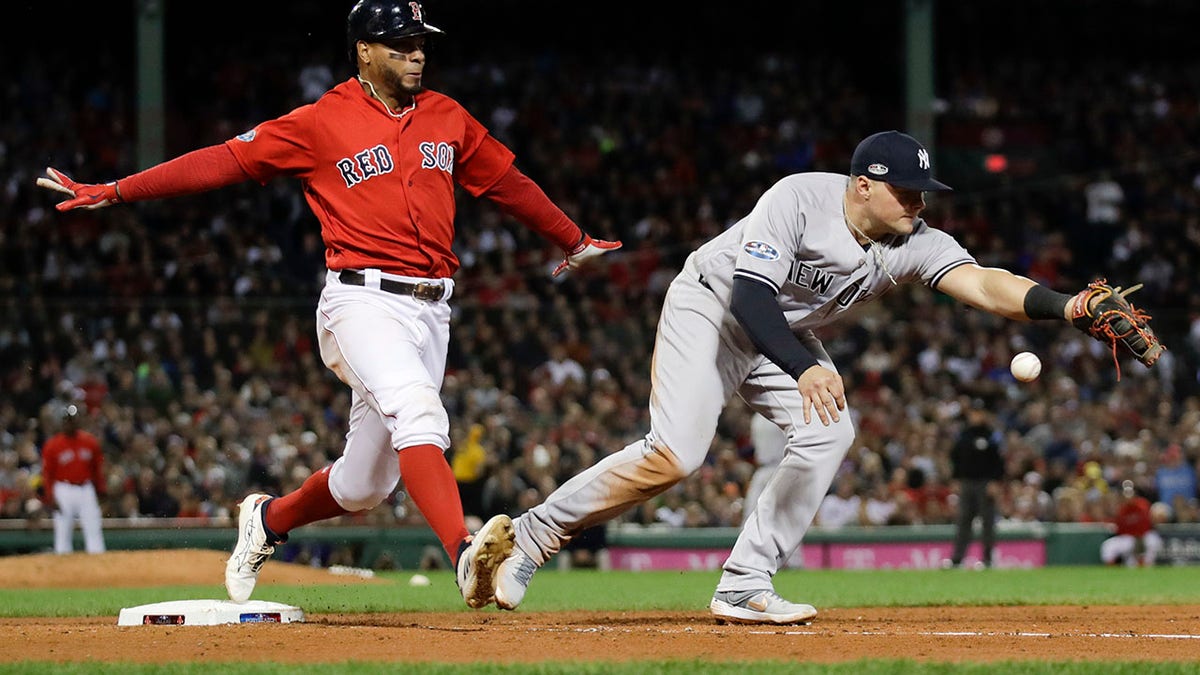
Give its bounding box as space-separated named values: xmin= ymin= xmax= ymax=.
xmin=316 ymin=269 xmax=454 ymax=511
xmin=52 ymin=481 xmax=105 ymax=554
xmin=1101 ymin=532 xmax=1164 ymax=567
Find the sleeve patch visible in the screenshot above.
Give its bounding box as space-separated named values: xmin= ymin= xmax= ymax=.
xmin=743 ymin=240 xmax=781 ymax=261
xmin=235 ymin=129 xmax=257 ymax=142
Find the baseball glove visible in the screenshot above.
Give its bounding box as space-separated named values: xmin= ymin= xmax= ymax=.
xmin=1069 ymin=279 xmax=1165 ymax=379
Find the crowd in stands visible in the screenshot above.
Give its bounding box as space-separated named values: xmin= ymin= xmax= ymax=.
xmin=2 ymin=9 xmax=1199 ymax=567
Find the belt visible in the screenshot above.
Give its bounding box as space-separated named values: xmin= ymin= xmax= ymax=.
xmin=338 ymin=270 xmax=446 ymax=301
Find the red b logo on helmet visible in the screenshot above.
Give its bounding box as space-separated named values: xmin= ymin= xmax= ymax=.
xmin=410 ymin=1 xmax=423 ymax=21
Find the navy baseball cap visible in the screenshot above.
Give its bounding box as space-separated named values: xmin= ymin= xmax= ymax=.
xmin=850 ymin=130 xmax=953 ymax=192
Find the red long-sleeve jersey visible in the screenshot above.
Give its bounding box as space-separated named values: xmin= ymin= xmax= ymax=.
xmin=1112 ymin=496 xmax=1153 ymax=538
xmin=41 ymin=431 xmax=104 ymax=505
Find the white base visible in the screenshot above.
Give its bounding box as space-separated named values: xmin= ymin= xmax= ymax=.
xmin=117 ymin=599 xmax=304 ymax=626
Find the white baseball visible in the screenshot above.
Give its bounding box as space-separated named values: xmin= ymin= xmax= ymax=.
xmin=1010 ymin=352 xmax=1042 ymax=382
xmin=409 ymin=573 xmax=431 ymax=587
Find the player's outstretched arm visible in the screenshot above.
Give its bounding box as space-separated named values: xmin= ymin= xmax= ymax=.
xmin=938 ymin=263 xmax=1165 ymax=375
xmin=479 ymin=164 xmax=622 ymax=276
xmin=36 ymin=168 xmax=122 ymax=211
xmin=36 ymin=145 xmax=251 ymax=212
xmin=935 ymin=264 xmax=1041 ymax=320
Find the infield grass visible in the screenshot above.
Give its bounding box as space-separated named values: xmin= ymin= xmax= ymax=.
xmin=3 ymin=567 xmax=1199 ymax=673
xmin=2 ymin=565 xmax=1200 ymax=617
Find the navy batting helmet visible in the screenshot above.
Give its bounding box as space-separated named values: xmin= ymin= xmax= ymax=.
xmin=347 ymin=0 xmax=444 ymax=62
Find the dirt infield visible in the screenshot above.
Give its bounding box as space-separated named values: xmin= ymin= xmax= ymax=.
xmin=1 ymin=551 xmax=1197 ymax=664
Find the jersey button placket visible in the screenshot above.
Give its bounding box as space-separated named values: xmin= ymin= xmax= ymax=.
xmin=396 ymin=121 xmax=429 ymax=269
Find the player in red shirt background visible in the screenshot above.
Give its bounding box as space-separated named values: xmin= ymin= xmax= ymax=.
xmin=41 ymin=404 xmax=107 ymax=554
xmin=1100 ymin=480 xmax=1164 ymax=567
xmin=36 ymin=0 xmax=619 ymax=607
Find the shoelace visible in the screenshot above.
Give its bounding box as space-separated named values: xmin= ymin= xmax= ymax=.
xmin=244 ymin=544 xmax=275 ymax=572
xmin=512 ymin=553 xmax=538 ymax=586
xmin=234 ymin=515 xmax=275 ymax=571
xmin=762 ymin=591 xmax=788 ymax=605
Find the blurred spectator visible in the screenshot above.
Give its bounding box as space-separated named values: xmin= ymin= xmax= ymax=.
xmin=538 ymin=343 xmax=586 ymax=390
xmin=452 ymin=423 xmax=489 ymax=518
xmin=1154 ymin=444 xmax=1196 ymax=520
xmin=859 ymin=481 xmax=897 ymax=527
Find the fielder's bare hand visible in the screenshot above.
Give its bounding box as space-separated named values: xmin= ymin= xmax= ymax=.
xmin=797 ymin=365 xmax=845 ymax=426
xmin=36 ymin=167 xmax=123 ymax=211
xmin=553 ymin=233 xmax=622 ymax=277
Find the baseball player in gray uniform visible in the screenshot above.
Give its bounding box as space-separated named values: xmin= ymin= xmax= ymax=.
xmin=483 ymin=130 xmax=1154 ymax=624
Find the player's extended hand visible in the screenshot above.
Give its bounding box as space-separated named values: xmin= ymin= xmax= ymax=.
xmin=796 ymin=365 xmax=846 ymax=426
xmin=553 ymin=234 xmax=622 ymax=277
xmin=1068 ymin=278 xmax=1164 ymax=379
xmin=36 ymin=167 xmax=123 ymax=211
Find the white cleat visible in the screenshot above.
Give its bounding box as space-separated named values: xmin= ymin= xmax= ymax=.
xmin=494 ymin=546 xmax=539 ymax=611
xmin=456 ymin=514 xmax=515 ymax=609
xmin=225 ymin=494 xmax=281 ymax=603
xmin=709 ymin=589 xmax=818 ymax=625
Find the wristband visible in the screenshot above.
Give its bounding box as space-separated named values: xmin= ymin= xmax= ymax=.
xmin=1023 ymin=284 xmax=1073 ymax=321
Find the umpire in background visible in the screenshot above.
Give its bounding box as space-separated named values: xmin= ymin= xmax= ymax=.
xmin=944 ymin=400 xmax=1005 ymax=569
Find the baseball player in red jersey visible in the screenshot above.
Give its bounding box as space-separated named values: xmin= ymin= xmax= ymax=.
xmin=1100 ymin=480 xmax=1164 ymax=567
xmin=37 ymin=0 xmax=619 ymax=607
xmin=41 ymin=404 xmax=107 ymax=554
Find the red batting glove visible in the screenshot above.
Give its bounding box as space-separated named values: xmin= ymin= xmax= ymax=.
xmin=36 ymin=167 xmax=123 ymax=211
xmin=553 ymin=234 xmax=622 ymax=277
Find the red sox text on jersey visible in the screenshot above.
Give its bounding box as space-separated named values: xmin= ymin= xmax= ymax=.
xmin=227 ymin=79 xmax=514 ymax=278
xmin=333 ymin=141 xmax=456 ymax=188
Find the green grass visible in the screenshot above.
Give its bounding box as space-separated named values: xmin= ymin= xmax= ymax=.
xmin=5 ymin=567 xmax=1200 ymax=673
xmin=3 ymin=566 xmax=1200 ymax=617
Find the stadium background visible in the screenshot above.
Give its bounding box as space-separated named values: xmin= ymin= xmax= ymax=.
xmin=1 ymin=0 xmax=1199 ymax=569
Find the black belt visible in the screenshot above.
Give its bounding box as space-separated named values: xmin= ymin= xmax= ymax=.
xmin=338 ymin=270 xmax=446 ymax=301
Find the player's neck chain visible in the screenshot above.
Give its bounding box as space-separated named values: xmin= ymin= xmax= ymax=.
xmin=844 ymin=195 xmax=898 ymax=286
xmin=357 ymin=76 xmax=415 ymax=119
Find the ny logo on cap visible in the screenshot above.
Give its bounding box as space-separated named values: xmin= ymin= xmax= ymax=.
xmin=917 ymin=149 xmax=930 ymax=170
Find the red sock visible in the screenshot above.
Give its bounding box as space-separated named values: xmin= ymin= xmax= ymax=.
xmin=398 ymin=444 xmax=469 ymax=561
xmin=264 ymin=466 xmax=349 ymax=536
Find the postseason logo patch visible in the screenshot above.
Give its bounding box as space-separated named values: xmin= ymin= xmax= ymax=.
xmin=235 ymin=129 xmax=258 ymax=143
xmin=743 ymin=240 xmax=781 ymax=261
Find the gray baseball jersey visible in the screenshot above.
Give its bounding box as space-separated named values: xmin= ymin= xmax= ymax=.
xmin=691 ymin=172 xmax=974 ymax=330
xmin=513 ymin=172 xmax=975 ymax=592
